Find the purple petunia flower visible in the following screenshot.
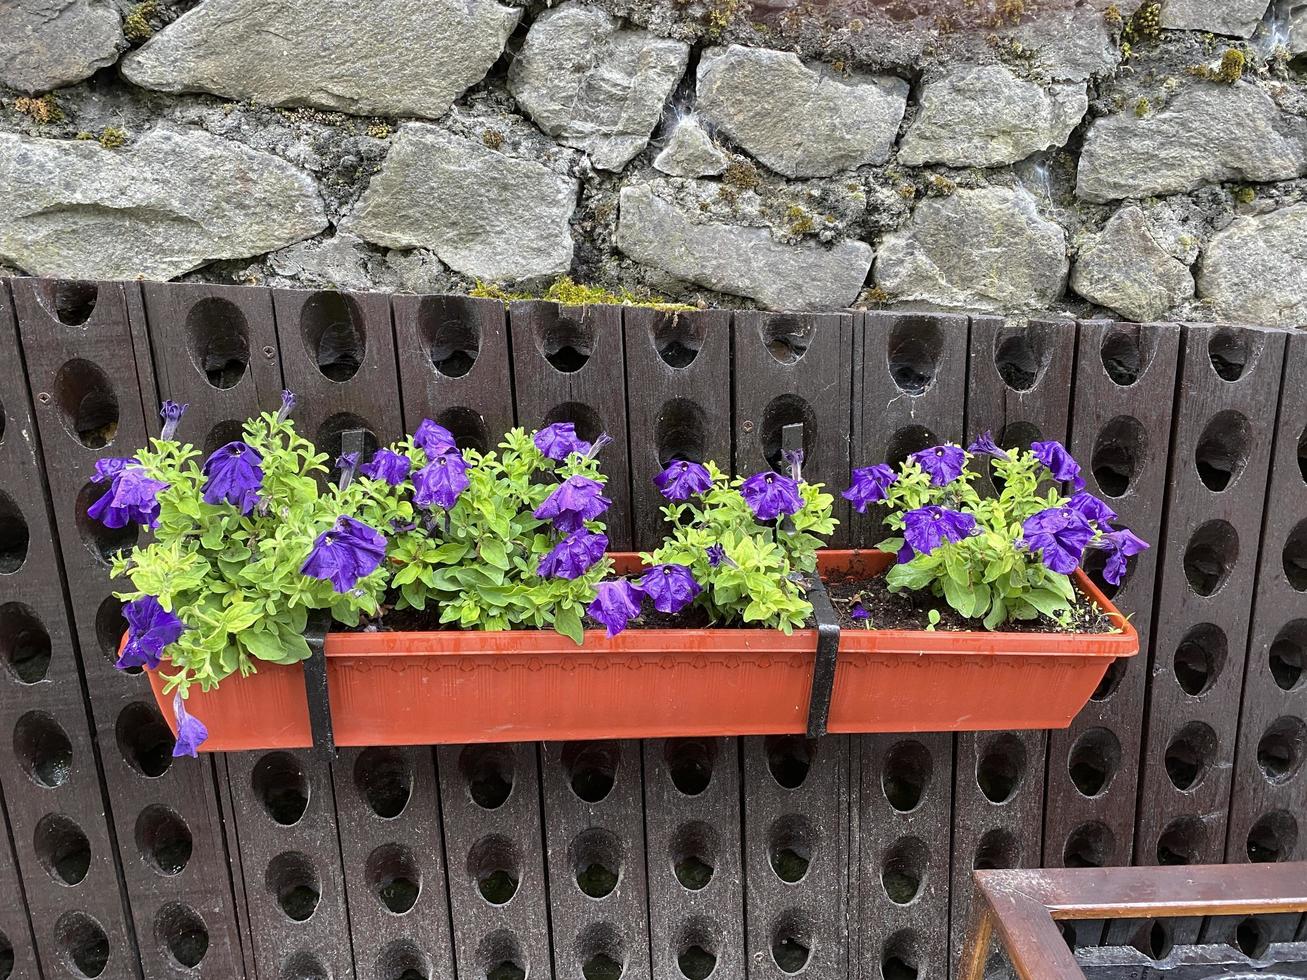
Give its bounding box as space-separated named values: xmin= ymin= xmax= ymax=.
xmin=783 ymin=448 xmax=805 ymax=481
xmin=587 ymin=579 xmax=645 ymax=637
xmin=534 ymin=475 xmax=611 ymax=533
xmin=897 ymin=541 xmax=916 ymax=564
xmin=159 ymin=401 xmax=187 ymax=441
xmin=91 ymin=457 xmax=130 ymax=483
xmin=1096 ymin=528 xmax=1150 ymax=585
xmin=851 ymin=602 xmax=870 ymax=621
xmin=910 ymin=444 xmax=968 ymax=487
xmin=903 ymin=505 xmax=977 ymax=556
xmin=654 ymin=460 xmax=712 ymax=501
xmin=1031 ymin=441 xmax=1086 ymax=491
xmin=1021 ymin=506 xmax=1095 ymax=575
xmin=740 ymin=471 xmax=803 ymax=522
xmin=843 ymin=464 xmax=898 ymax=513
xmin=706 ymin=543 xmax=726 ymax=567
xmin=336 ymin=452 xmax=359 ymax=490
xmin=413 ymin=450 xmax=470 ymax=510
xmin=88 ymin=464 xmax=169 ymax=529
xmin=301 ymin=516 xmax=388 ymax=593
xmin=276 ymin=390 xmax=296 ymax=423
xmin=172 ymin=694 xmax=208 ymax=758
xmin=118 ymin=596 xmax=185 ymax=671
xmin=414 ymin=419 xmax=458 ymax=458
xmin=202 ymin=441 xmax=264 ymax=514
xmin=538 ymin=529 xmax=608 ymax=580
xmin=1067 ymin=491 xmax=1117 ymax=526
xmin=360 ymin=448 xmax=412 ymax=486
xmin=639 ymin=564 xmax=701 ymax=615
xmin=534 ymin=422 xmax=591 ymax=461
xmin=967 ymin=432 xmax=1009 ymax=460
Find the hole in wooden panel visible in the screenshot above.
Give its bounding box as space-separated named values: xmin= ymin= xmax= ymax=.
xmin=1092 ymin=416 xmax=1146 ymax=498
xmin=44 ymin=281 xmax=99 ymax=326
xmin=1173 ymin=623 xmax=1227 ymax=696
xmin=315 ymin=412 xmax=378 ymax=463
xmin=1067 ymin=727 xmax=1121 ymax=798
xmin=252 ymin=752 xmax=310 ymax=825
xmin=1062 ymin=821 xmax=1115 ymax=868
xmin=186 ymin=297 xmax=250 ymax=389
xmin=0 ymin=932 xmax=10 ymax=980
xmin=0 ymin=492 xmax=29 ymax=574
xmin=655 ymin=398 xmax=707 ymax=468
xmin=155 ymin=903 xmax=208 ymax=968
xmin=0 ymin=603 xmax=51 ymax=684
xmin=116 ymin=702 xmax=172 ymax=777
xmin=759 ymin=314 xmax=811 ymax=365
xmin=765 ymin=735 xmax=814 ymax=790
xmin=1284 ymin=519 xmax=1307 ymax=591
xmin=537 ymin=311 xmax=594 ymax=373
xmin=1100 ymin=330 xmax=1141 ymax=386
xmin=477 ymin=929 xmax=527 ymax=980
xmin=1299 ymin=424 xmax=1306 ymax=485
xmin=35 ymin=812 xmax=90 ymax=885
xmin=563 ymin=741 xmax=619 ymax=803
xmin=14 ymin=711 xmax=72 ymax=788
xmin=354 ymin=747 xmax=412 ymax=819
xmin=1246 ymin=809 xmax=1298 ymax=863
xmin=670 ymin=820 xmax=717 ymax=891
xmin=55 ymin=910 xmax=109 ymax=978
xmin=675 ymin=918 xmax=719 ymax=980
xmin=1165 ymin=721 xmax=1218 ymax=791
xmin=266 ymin=852 xmax=320 ymax=921
xmin=886 ymin=319 xmax=942 ymax=394
xmin=469 ymin=834 xmax=520 ymax=906
xmin=1269 ymin=620 xmax=1306 ymax=691
xmin=651 ymin=312 xmax=704 ymax=369
xmin=664 ymin=739 xmax=715 ymax=796
xmin=94 ymin=595 xmax=131 ymax=675
xmin=1089 ymin=659 xmax=1126 ymax=701
xmin=768 ymin=814 xmax=813 ymax=884
xmin=1058 ymin=921 xmax=1077 ymax=950
xmin=543 ymin=402 xmax=603 ymax=445
xmin=434 ymin=406 xmax=490 ymax=454
xmin=202 ymin=419 xmax=245 ymax=457
xmin=882 ymin=836 xmax=927 ymax=905
xmin=1258 ymin=716 xmax=1306 ymax=783
xmin=1208 ymin=328 xmax=1250 ymax=381
xmin=976 ymin=733 xmax=1026 ymax=803
xmin=461 ymin=745 xmax=515 ymax=810
xmin=135 ymin=805 xmax=192 ymax=876
xmin=301 ymin=292 xmax=365 ymax=382
xmin=54 ymin=359 xmax=118 ymax=448
xmin=883 ymin=740 xmax=931 ymax=812
xmin=770 ymin=908 xmax=812 ymax=974
xmin=1183 ymin=520 xmax=1238 ymax=596
xmin=76 ymin=481 xmax=138 ymax=565
xmin=1137 ymin=919 xmax=1172 ymax=960
xmin=367 ymin=843 xmax=420 ymax=914
xmin=579 ymin=922 xmax=625 ymax=980
xmin=973 ymin=829 xmax=1017 ymax=870
xmin=1236 ymin=917 xmax=1270 ymax=958
xmin=881 ymin=930 xmax=920 ymax=980
xmin=1156 ymin=815 xmax=1206 ymax=865
xmin=421 ymin=299 xmax=481 ymax=378
xmin=885 ymin=425 xmax=937 ymax=471
xmin=1194 ymin=410 xmax=1251 ymax=492
xmin=281 ymin=951 xmax=330 ymax=980
xmin=378 ymin=939 xmax=430 ymax=980
xmin=571 ymin=828 xmax=622 ymax=899
xmin=760 ymin=394 xmax=817 ymax=473
xmin=1081 ymin=549 xmax=1124 ymax=600
xmin=994 ymin=329 xmax=1046 ymax=391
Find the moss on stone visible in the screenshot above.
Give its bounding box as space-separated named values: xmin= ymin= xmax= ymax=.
xmin=1122 ymin=0 xmax=1161 ymax=57
xmin=123 ymin=0 xmax=158 ymax=42
xmin=366 ymin=121 xmax=391 ymax=139
xmin=1134 ymin=97 xmax=1150 ymax=117
xmin=1190 ymin=48 xmax=1247 ymax=84
xmin=1235 ymin=185 xmax=1256 ymax=204
xmin=13 ymin=95 xmax=63 ymax=124
xmin=481 ymin=129 xmax=504 ymax=150
xmin=98 ymin=127 xmax=127 ymax=149
xmin=470 ymin=276 xmax=696 ymax=311
xmin=723 ymin=160 xmax=761 ymax=191
xmin=785 ymin=204 xmax=816 ymax=235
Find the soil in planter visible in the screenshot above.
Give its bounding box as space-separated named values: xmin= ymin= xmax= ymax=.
xmin=825 ymin=574 xmax=1114 ymax=635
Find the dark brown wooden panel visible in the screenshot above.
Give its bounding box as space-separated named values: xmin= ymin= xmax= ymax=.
xmin=391 ymin=293 xmax=514 ymax=451
xmin=742 ymin=735 xmax=849 ymax=980
xmin=437 ymin=743 xmax=553 ymax=980
xmin=11 ymin=276 xmax=247 ymax=979
xmin=540 ymin=741 xmax=651 ymax=980
xmin=623 ymin=309 xmax=732 ymax=550
xmin=0 ymin=789 xmax=40 ymax=980
xmin=223 ymin=750 xmax=354 ymax=979
xmin=271 ymin=288 xmax=404 ymax=459
xmin=509 ymin=301 xmax=633 ymax=549
xmin=732 ymin=312 xmax=853 ymax=546
xmin=1042 ymin=320 xmax=1183 ymax=948
xmin=852 ymin=311 xmax=970 ymax=547
xmin=643 ymin=738 xmax=745 ymax=980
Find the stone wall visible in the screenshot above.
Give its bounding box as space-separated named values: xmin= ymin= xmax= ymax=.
xmin=3 ymin=0 xmax=1307 ymax=324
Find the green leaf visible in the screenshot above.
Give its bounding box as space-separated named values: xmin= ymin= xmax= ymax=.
xmin=941 ymin=575 xmax=974 ymax=618
xmin=1023 ymin=588 xmax=1070 ymax=619
xmin=240 ymin=630 xmax=284 ymax=662
xmin=554 ymin=605 xmax=584 ymax=646
xmin=480 ymin=539 xmax=510 ymax=570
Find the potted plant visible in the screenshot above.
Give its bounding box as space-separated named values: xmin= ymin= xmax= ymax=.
xmin=820 ymin=435 xmax=1143 ymax=733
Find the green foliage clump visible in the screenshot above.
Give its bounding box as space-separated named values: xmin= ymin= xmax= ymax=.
xmin=469 ymin=276 xmax=695 ymax=311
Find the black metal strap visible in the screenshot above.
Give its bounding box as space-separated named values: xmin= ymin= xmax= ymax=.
xmin=302 ymin=609 xmax=335 ymax=757
xmin=805 ymin=579 xmax=841 ymax=739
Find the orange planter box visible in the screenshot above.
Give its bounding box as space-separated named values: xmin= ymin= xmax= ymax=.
xmin=144 ymin=551 xmax=1138 ymax=750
